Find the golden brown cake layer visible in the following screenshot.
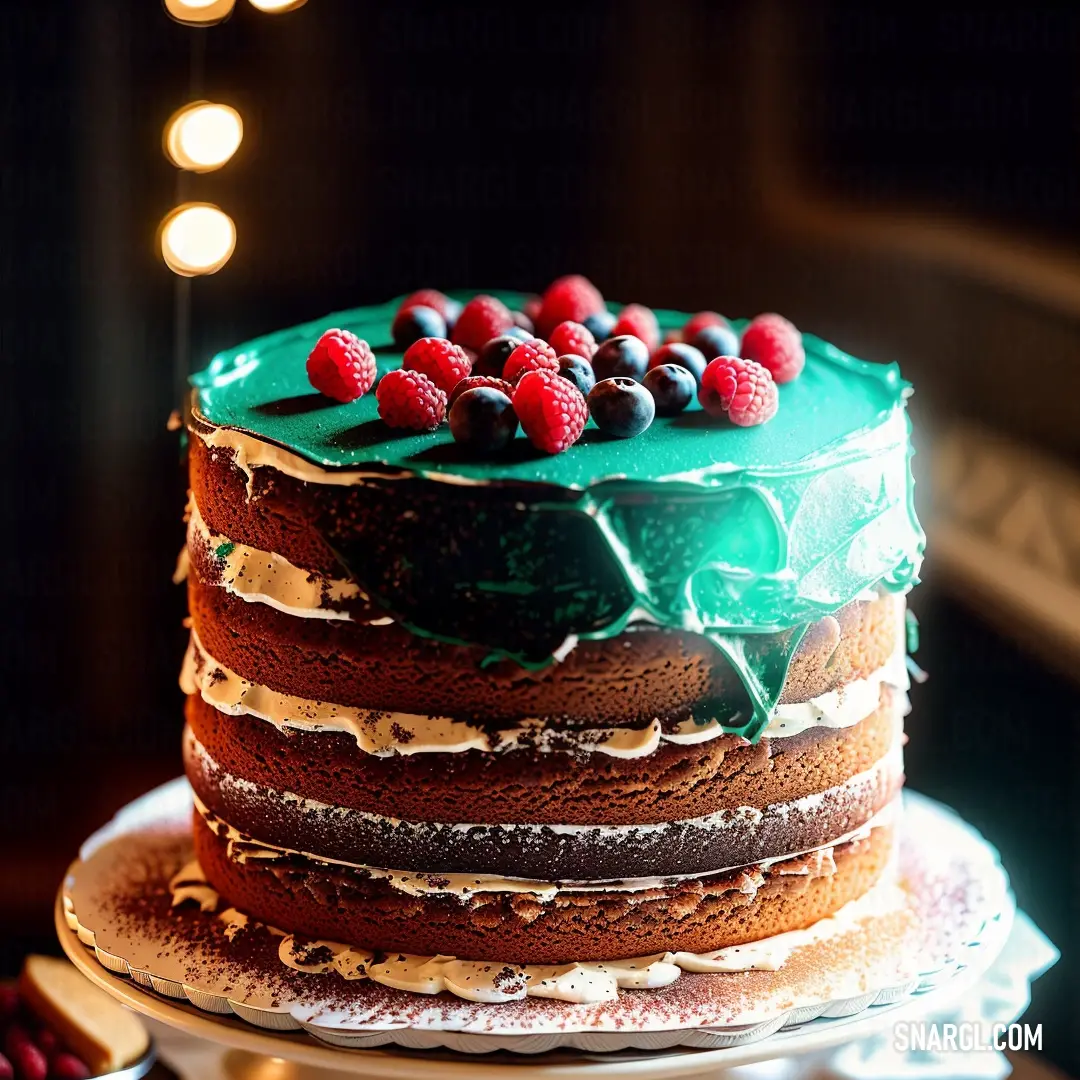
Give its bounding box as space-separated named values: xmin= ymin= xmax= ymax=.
xmin=185 ymin=689 xmax=900 ymax=828
xmin=193 ymin=808 xmax=896 ymax=965
xmin=184 ymin=707 xmax=901 ymax=879
xmin=186 ymin=568 xmax=899 ymax=726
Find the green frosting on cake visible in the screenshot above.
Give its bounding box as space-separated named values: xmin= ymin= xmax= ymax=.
xmin=191 ymin=291 xmax=925 ymax=741
xmin=195 ymin=293 xmax=906 ymax=490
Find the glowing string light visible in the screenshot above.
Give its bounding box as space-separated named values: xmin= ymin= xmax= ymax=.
xmin=163 ymin=0 xmax=237 ymax=26
xmin=248 ymin=0 xmax=308 ymax=11
xmin=164 ymin=102 xmax=243 ymax=172
xmin=160 ymin=203 xmax=236 ymax=277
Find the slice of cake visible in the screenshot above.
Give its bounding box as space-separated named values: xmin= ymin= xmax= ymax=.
xmin=178 ymin=285 xmax=923 ymax=984
xmin=18 ymin=955 xmax=150 ymax=1074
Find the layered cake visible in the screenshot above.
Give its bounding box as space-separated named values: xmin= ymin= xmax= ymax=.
xmin=178 ymin=282 xmax=924 ymax=999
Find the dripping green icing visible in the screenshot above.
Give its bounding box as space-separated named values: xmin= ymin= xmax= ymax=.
xmin=906 ymin=607 xmax=920 ymax=654
xmin=191 ymin=291 xmax=925 ymax=742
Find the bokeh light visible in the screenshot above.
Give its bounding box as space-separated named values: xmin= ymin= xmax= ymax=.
xmin=164 ymin=102 xmax=243 ymax=172
xmin=248 ymin=0 xmax=308 ymax=12
xmin=159 ymin=203 xmax=236 ymax=276
xmin=163 ymin=0 xmax=237 ymax=25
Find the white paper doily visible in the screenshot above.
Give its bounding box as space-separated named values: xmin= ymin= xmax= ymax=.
xmin=59 ymin=781 xmax=1015 ymax=1067
xmin=135 ymin=910 xmax=1058 ymax=1079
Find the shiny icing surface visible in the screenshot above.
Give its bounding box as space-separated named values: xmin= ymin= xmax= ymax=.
xmin=194 ymin=293 xmax=906 ymax=488
xmin=189 ymin=292 xmax=925 ymax=741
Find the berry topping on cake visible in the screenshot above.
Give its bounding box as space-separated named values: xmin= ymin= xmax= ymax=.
xmin=582 ymin=308 xmax=616 ymax=342
xmin=740 ymin=313 xmax=805 ymax=383
xmin=548 ymin=320 xmax=597 ymax=360
xmin=611 ymin=303 xmax=660 ymax=352
xmin=448 ymin=374 xmax=515 ymax=408
xmin=392 ymin=304 xmax=447 ymax=349
xmin=502 ymin=338 xmax=559 ymax=384
xmin=473 ymin=334 xmax=523 ymax=378
xmin=592 ymin=334 xmax=650 ymax=382
xmin=305 ymin=329 xmax=377 ymax=403
xmin=513 ymin=368 xmax=588 ymax=453
xmin=537 ymin=274 xmax=605 ymax=336
xmin=557 ymin=353 xmax=596 ymax=396
xmin=449 ymin=387 xmax=519 ymax=452
xmin=402 ymin=337 xmax=473 ymax=395
xmin=699 ymin=356 xmax=779 ymax=427
xmin=649 ymin=341 xmax=707 ymax=386
xmin=451 ymin=294 xmax=514 ymax=352
xmin=643 ymin=363 xmax=696 ymax=415
xmin=688 ymin=322 xmax=740 ymax=359
xmin=589 ymin=377 xmax=656 ymax=438
xmin=682 ymin=310 xmax=728 ymax=343
xmin=398 ymin=288 xmax=462 ymax=330
xmin=376 ymin=368 xmax=447 ymax=431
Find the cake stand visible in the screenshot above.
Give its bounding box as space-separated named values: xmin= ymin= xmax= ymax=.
xmin=57 ymin=782 xmax=1025 ymax=1078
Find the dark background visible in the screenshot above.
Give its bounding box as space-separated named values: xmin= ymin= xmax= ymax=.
xmin=2 ymin=0 xmax=1078 ymax=1073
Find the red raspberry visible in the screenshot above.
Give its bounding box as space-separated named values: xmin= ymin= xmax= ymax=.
xmin=513 ymin=368 xmax=588 ymax=453
xmin=448 ymin=374 xmax=515 ymax=408
xmin=306 ymin=329 xmax=377 ymax=403
xmin=537 ymin=274 xmax=605 ymax=336
xmin=4 ymin=1028 xmax=45 ymax=1080
xmin=402 ymin=336 xmax=472 ymax=394
xmin=398 ymin=288 xmax=459 ymax=323
xmin=699 ymin=356 xmax=778 ymax=427
xmin=376 ymin=368 xmax=447 ymax=431
xmin=451 ymin=294 xmax=514 ymax=352
xmin=611 ymin=303 xmax=660 ymax=351
xmin=740 ymin=313 xmax=804 ymax=383
xmin=50 ymin=1054 xmax=91 ymax=1079
xmin=502 ymin=339 xmax=559 ymax=384
xmin=523 ymin=295 xmax=542 ymax=325
xmin=548 ymin=320 xmax=597 ymax=360
xmin=682 ymin=310 xmax=728 ymax=343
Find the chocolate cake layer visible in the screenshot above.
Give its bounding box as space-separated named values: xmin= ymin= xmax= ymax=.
xmin=192 ymin=807 xmax=896 ymax=964
xmin=184 ymin=719 xmax=901 ymax=879
xmin=186 ymin=568 xmax=899 ymax=725
xmin=185 ymin=688 xmax=900 ymax=828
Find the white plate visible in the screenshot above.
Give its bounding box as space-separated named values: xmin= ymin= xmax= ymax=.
xmin=58 ymin=782 xmax=1014 ymax=1074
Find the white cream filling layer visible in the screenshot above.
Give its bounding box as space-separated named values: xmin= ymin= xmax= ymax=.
xmin=169 ymin=851 xmax=905 ymax=1005
xmin=185 ymin=499 xmax=382 ymax=623
xmin=194 ymin=423 xmax=489 ymax=493
xmin=181 ymin=627 xmax=907 ymax=757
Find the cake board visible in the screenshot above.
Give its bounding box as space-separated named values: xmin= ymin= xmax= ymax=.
xmin=56 ymin=782 xmax=1025 ymax=1075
